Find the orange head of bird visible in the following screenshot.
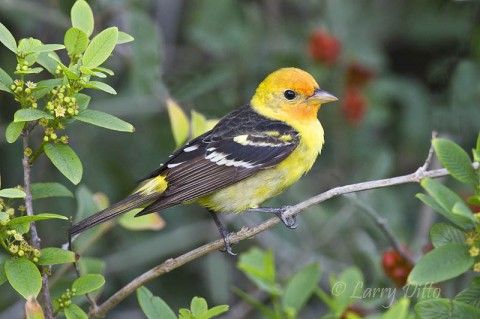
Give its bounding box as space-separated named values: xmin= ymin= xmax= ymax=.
xmin=250 ymin=67 xmax=337 ymax=122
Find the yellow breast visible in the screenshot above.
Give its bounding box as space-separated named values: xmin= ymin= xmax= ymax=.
xmin=197 ymin=119 xmax=324 ymax=213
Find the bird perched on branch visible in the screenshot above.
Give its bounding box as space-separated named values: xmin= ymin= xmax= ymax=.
xmin=69 ymin=67 xmax=337 ymax=255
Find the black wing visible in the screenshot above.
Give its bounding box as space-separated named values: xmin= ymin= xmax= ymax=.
xmin=137 ymin=104 xmax=300 ymax=215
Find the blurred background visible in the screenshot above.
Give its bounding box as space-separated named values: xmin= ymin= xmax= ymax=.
xmin=0 ymin=0 xmax=479 ymax=318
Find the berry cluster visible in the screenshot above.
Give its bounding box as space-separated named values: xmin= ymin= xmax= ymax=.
xmin=381 ymin=248 xmax=413 ymax=287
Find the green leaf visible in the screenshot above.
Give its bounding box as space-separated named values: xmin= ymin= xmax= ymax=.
xmin=27 ymin=44 xmax=65 ymax=53
xmin=37 ymin=247 xmax=75 ymax=265
xmin=452 ymin=201 xmax=476 ymax=223
xmin=382 ymin=297 xmax=410 ymax=319
xmin=117 ymin=31 xmax=134 ymax=44
xmin=415 ymin=299 xmax=480 ymax=319
xmin=282 ymin=263 xmax=321 ymax=313
xmin=408 ymin=243 xmax=474 ymax=285
xmin=332 ymin=267 xmax=364 ymax=315
xmin=75 ymin=109 xmax=134 ymax=132
xmin=166 ymin=98 xmax=190 ymax=147
xmin=191 ymin=297 xmax=208 ymax=316
xmin=44 ymin=143 xmax=83 ymax=185
xmin=74 ymin=93 xmax=90 ymax=110
xmin=5 ymin=258 xmax=42 ymax=299
xmin=72 ymin=274 xmax=106 ymax=295
xmin=64 ymin=304 xmax=88 ymax=319
xmin=430 ymin=223 xmax=466 ymax=248
xmin=202 ymin=305 xmax=229 ymax=319
xmin=93 ymin=66 xmax=114 ymax=76
xmin=0 ymin=262 xmax=6 ymax=286
xmin=455 ymin=277 xmax=480 ymax=307
xmin=84 ymin=81 xmax=117 ymax=94
xmin=0 ymin=22 xmax=17 ymax=52
xmin=14 ymin=109 xmax=54 ymax=122
xmin=71 ymin=0 xmax=94 ymax=37
xmin=419 ymin=179 xmax=474 ymax=229
xmin=64 ymin=27 xmax=89 ymax=55
xmin=9 ymin=213 xmax=68 ymax=225
xmin=31 ymin=182 xmax=73 ymax=200
xmin=37 ymin=52 xmax=60 ymax=75
xmin=14 ymin=67 xmax=44 ymax=75
xmin=137 ymin=286 xmax=176 ymax=319
xmin=17 ymin=38 xmax=42 ymax=65
xmin=82 ymin=27 xmax=118 ymax=68
xmin=117 ymin=208 xmax=165 ymax=231
xmin=0 ymin=188 xmax=26 ymax=198
xmin=6 ymin=122 xmax=24 ymax=143
xmin=79 ymin=66 xmax=106 ymax=78
xmin=0 ymin=67 xmax=13 ymax=92
xmin=433 ymin=138 xmax=477 ymax=187
xmin=237 ymin=248 xmax=280 ymax=295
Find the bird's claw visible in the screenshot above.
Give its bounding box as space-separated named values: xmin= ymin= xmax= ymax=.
xmin=275 ymin=209 xmax=298 ymax=229
xmin=218 ymin=231 xmax=236 ymax=256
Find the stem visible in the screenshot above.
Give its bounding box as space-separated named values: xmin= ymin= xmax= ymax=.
xmin=89 ymin=160 xmax=479 ymax=319
xmin=23 ymin=127 xmax=54 ymax=319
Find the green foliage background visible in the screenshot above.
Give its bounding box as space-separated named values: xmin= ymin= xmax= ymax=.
xmin=0 ymin=0 xmax=479 ymax=318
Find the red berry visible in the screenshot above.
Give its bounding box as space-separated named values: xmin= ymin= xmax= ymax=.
xmin=307 ymin=29 xmax=341 ymax=65
xmin=381 ymin=248 xmax=414 ymax=287
xmin=341 ymin=86 xmax=367 ymax=125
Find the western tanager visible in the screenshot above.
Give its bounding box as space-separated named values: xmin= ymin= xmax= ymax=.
xmin=69 ymin=67 xmax=337 ymax=254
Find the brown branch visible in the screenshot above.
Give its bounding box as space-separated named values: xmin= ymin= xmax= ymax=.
xmin=23 ymin=130 xmax=54 ymax=319
xmin=90 ymin=160 xmax=480 ymax=319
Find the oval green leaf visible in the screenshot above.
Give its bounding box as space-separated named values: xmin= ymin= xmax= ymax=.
xmin=433 ymin=138 xmax=477 ymax=187
xmin=64 ymin=27 xmax=89 ymax=55
xmin=0 ymin=67 xmax=13 ymax=92
xmin=75 ymin=109 xmax=134 ymax=132
xmin=37 ymin=247 xmax=75 ymax=265
xmin=9 ymin=213 xmax=68 ymax=226
xmin=6 ymin=122 xmax=25 ymax=143
xmin=83 ymin=81 xmax=117 ymax=95
xmin=5 ymin=258 xmax=42 ymax=299
xmin=137 ymin=286 xmax=177 ymax=319
xmin=0 ymin=188 xmax=26 ymax=198
xmin=64 ymin=303 xmax=88 ymax=319
xmin=408 ymin=243 xmax=474 ymax=285
xmin=282 ymin=263 xmax=321 ymax=313
xmin=31 ymin=182 xmax=73 ymax=200
xmin=117 ymin=31 xmax=134 ymax=44
xmin=44 ymin=143 xmax=83 ymax=185
xmin=72 ymin=274 xmax=105 ymax=295
xmin=430 ymin=223 xmax=466 ymax=248
xmin=82 ymin=27 xmax=118 ymax=68
xmin=27 ymin=44 xmax=65 ymax=53
xmin=0 ymin=262 xmax=7 ymax=286
xmin=14 ymin=109 xmax=54 ymax=122
xmin=71 ymin=0 xmax=94 ymax=37
xmin=166 ymin=98 xmax=189 ymax=147
xmin=0 ymin=22 xmax=17 ymax=53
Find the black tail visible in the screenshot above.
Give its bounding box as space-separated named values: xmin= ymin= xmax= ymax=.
xmin=68 ymin=193 xmax=156 ymax=237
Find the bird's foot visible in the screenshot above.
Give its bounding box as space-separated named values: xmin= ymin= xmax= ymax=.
xmin=209 ymin=210 xmax=237 ymax=256
xmin=218 ymin=229 xmax=236 ymax=256
xmin=247 ymin=206 xmax=298 ymax=229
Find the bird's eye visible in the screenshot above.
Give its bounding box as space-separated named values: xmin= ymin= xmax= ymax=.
xmin=283 ymin=90 xmax=297 ymax=100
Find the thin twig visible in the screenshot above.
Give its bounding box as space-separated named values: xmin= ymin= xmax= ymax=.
xmin=23 ymin=129 xmax=54 ymax=319
xmin=90 ymin=161 xmax=479 ymax=319
xmin=346 ymin=194 xmax=415 ymax=265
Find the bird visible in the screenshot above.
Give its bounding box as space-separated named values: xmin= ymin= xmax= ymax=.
xmin=68 ymin=67 xmax=337 ymax=255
